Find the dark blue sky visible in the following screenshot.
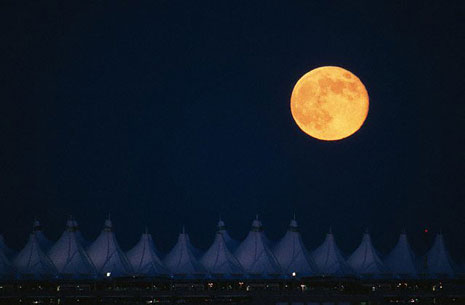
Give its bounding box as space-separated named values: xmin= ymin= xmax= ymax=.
xmin=1 ymin=1 xmax=464 ymax=259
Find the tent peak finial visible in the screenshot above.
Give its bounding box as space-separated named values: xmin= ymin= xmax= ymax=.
xmin=217 ymin=219 xmax=225 ymax=230
xmin=289 ymin=218 xmax=298 ymax=230
xmin=328 ymin=226 xmax=332 ymax=234
xmin=251 ymin=217 xmax=263 ymax=231
xmin=33 ymin=219 xmax=41 ymax=231
xmin=104 ymin=217 xmax=113 ymax=231
xmin=66 ymin=217 xmax=76 ymax=231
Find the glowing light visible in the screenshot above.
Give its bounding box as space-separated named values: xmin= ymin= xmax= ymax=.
xmin=106 ymin=272 xmax=111 ymax=277
xmin=290 ymin=66 xmax=369 ymax=141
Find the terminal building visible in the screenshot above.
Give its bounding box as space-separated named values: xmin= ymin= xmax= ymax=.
xmin=0 ymin=217 xmax=463 ymax=304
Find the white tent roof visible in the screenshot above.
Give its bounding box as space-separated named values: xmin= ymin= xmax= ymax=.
xmin=217 ymin=220 xmax=240 ymax=252
xmin=47 ymin=219 xmax=96 ymax=278
xmin=87 ymin=218 xmax=133 ymax=277
xmin=163 ymin=228 xmax=206 ymax=276
xmin=13 ymin=234 xmax=57 ymax=278
xmin=200 ymin=230 xmax=244 ymax=276
xmin=311 ymin=230 xmax=353 ymax=276
xmin=0 ymin=235 xmax=16 ymax=259
xmin=126 ymin=232 xmax=169 ymax=276
xmin=234 ymin=218 xmax=281 ymax=276
xmin=424 ymin=233 xmax=455 ymax=277
xmin=348 ymin=232 xmax=387 ymax=276
xmin=32 ymin=220 xmax=53 ymax=251
xmin=384 ymin=232 xmax=417 ymax=277
xmin=272 ymin=218 xmax=318 ymax=276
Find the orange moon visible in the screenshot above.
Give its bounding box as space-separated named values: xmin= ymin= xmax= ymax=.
xmin=290 ymin=66 xmax=369 ymax=141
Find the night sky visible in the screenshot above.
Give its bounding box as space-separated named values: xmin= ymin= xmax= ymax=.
xmin=2 ymin=2 xmax=464 ymax=260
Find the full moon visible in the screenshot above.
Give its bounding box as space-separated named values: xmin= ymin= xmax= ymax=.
xmin=290 ymin=66 xmax=369 ymax=141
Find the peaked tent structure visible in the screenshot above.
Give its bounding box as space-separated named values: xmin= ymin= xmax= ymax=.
xmin=384 ymin=232 xmax=418 ymax=278
xmin=13 ymin=234 xmax=57 ymax=279
xmin=311 ymin=229 xmax=353 ymax=276
xmin=273 ymin=218 xmax=318 ymax=277
xmin=32 ymin=220 xmax=53 ymax=251
xmin=234 ymin=218 xmax=281 ymax=276
xmin=126 ymin=231 xmax=169 ymax=276
xmin=423 ymin=233 xmax=455 ymax=277
xmin=0 ymin=235 xmax=16 ymax=259
xmin=348 ymin=232 xmax=387 ymax=276
xmin=47 ymin=219 xmax=96 ymax=278
xmin=217 ymin=220 xmax=240 ymax=252
xmin=200 ymin=229 xmax=244 ymax=277
xmin=163 ymin=228 xmax=206 ymax=277
xmin=87 ymin=218 xmax=133 ymax=277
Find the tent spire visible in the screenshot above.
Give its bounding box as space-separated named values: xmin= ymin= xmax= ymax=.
xmin=289 ymin=216 xmax=298 ymax=231
xmin=328 ymin=226 xmax=332 ymax=234
xmin=127 ymin=230 xmax=168 ymax=276
xmin=235 ymin=218 xmax=281 ymax=275
xmin=32 ymin=218 xmax=42 ymax=232
xmin=87 ymin=218 xmax=133 ymax=277
xmin=348 ymin=231 xmax=386 ymax=275
xmin=104 ymin=216 xmax=113 ymax=231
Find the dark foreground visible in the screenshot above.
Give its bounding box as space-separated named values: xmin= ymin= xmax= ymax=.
xmin=0 ymin=277 xmax=464 ymax=305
